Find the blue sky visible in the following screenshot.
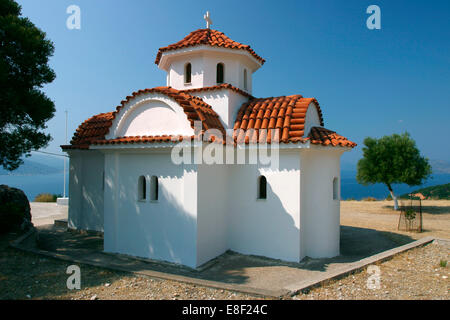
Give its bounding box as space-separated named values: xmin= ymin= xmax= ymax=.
xmin=18 ymin=0 xmax=450 ymax=165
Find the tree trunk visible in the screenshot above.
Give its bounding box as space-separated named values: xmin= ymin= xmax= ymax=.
xmin=388 ymin=185 xmax=399 ymax=210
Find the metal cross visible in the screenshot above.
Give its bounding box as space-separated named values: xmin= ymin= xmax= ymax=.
xmin=204 ymin=11 xmax=212 ymax=29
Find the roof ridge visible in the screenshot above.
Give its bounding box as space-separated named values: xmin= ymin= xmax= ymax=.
xmin=155 ymin=29 xmax=265 ymax=65
xmin=180 ymin=83 xmax=253 ymax=99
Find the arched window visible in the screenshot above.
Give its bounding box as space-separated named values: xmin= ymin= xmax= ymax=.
xmin=257 ymin=175 xmax=267 ymax=200
xmin=138 ymin=176 xmax=146 ymax=201
xmin=243 ymin=69 xmax=248 ymax=90
xmin=184 ymin=63 xmax=192 ymax=84
xmin=150 ymin=176 xmax=159 ymax=201
xmin=216 ymin=63 xmax=224 ymax=84
xmin=333 ymin=177 xmax=339 ymax=200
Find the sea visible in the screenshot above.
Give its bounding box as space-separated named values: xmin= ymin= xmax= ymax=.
xmin=1 ymin=169 xmax=449 ymax=202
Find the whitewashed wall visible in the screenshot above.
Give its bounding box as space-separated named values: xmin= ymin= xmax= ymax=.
xmin=106 ymin=93 xmax=195 ymax=139
xmin=103 ymin=151 xmax=199 ymax=268
xmin=67 ymin=150 xmax=104 ymax=232
xmin=300 ymin=148 xmax=343 ymax=258
xmin=197 ymin=163 xmax=229 ymax=266
xmin=227 ymin=150 xmax=301 ymax=262
xmin=192 ymin=90 xmax=249 ymax=130
xmin=166 ymin=50 xmax=255 ymax=94
xmin=304 ymin=102 xmax=322 ymax=136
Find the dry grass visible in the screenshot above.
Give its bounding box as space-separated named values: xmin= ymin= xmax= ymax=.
xmin=341 ymin=200 xmax=450 ymax=240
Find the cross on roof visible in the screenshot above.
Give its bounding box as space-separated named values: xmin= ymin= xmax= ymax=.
xmin=204 ymin=11 xmax=212 ymax=29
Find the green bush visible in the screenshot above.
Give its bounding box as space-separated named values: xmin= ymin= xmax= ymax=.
xmin=405 ymin=209 xmax=416 ymax=220
xmin=34 ymin=193 xmax=58 ymax=202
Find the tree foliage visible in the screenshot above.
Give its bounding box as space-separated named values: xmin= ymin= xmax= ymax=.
xmin=0 ymin=0 xmax=56 ymax=170
xmin=357 ymin=132 xmax=432 ymax=193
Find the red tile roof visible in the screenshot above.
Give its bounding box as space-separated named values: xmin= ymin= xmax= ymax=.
xmin=233 ymin=95 xmax=324 ymax=144
xmin=181 ymin=83 xmax=253 ymax=99
xmin=63 ymin=88 xmax=355 ymax=149
xmin=155 ymin=29 xmax=265 ymax=65
xmin=306 ymin=127 xmax=357 ymax=148
xmin=65 ymin=112 xmax=115 ymax=149
xmin=62 ymin=87 xmax=225 ymax=150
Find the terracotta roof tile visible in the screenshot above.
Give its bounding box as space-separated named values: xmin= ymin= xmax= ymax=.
xmin=233 ymin=96 xmax=325 ymax=144
xmin=62 ymin=87 xmax=225 ymax=150
xmin=181 ymin=83 xmax=253 ymax=98
xmin=307 ymin=127 xmax=357 ymax=148
xmin=155 ymin=29 xmax=265 ymax=65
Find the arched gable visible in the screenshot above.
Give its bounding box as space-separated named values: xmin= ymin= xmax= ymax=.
xmin=107 ymin=93 xmax=195 ymax=139
xmin=64 ymin=87 xmax=225 ymax=149
xmin=304 ymin=101 xmax=323 ymax=137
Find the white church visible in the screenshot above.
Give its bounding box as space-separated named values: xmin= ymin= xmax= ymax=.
xmin=62 ymin=14 xmax=356 ymax=268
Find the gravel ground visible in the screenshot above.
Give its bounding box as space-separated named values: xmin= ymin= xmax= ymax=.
xmin=294 ymin=242 xmax=449 ymax=300
xmin=1 ymin=200 xmax=449 ymax=300
xmin=1 ymin=231 xmax=448 ymax=300
xmin=0 ymin=232 xmax=266 ymax=300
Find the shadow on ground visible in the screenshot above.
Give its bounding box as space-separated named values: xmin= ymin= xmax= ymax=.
xmin=382 ymin=205 xmax=450 ymax=215
xmin=25 ymin=224 xmax=416 ymax=294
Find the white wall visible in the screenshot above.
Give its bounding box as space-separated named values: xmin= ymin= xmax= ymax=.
xmin=300 ymin=148 xmax=342 ymax=258
xmin=103 ymin=150 xmax=199 ymax=268
xmin=166 ymin=49 xmax=255 ymax=94
xmin=197 ymin=163 xmax=229 ymax=266
xmin=227 ymin=150 xmax=301 ymax=262
xmin=67 ymin=150 xmax=104 ymax=232
xmin=192 ymin=90 xmax=249 ymax=130
xmin=107 ymin=93 xmax=195 ymax=139
xmin=304 ymin=102 xmax=322 ymax=136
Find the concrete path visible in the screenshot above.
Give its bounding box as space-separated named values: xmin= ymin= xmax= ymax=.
xmin=30 ymin=202 xmax=67 ymax=227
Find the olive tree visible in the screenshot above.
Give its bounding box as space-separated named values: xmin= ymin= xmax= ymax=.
xmin=356 ymin=132 xmax=432 ymax=210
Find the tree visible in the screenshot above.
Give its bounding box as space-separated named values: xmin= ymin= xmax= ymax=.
xmin=356 ymin=132 xmax=432 ymax=210
xmin=0 ymin=0 xmax=56 ymax=171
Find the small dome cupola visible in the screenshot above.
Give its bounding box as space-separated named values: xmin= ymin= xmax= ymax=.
xmin=155 ymin=12 xmax=264 ymax=94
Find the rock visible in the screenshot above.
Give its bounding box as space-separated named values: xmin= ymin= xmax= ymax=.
xmin=90 ymin=294 xmax=98 ymax=300
xmin=0 ymin=185 xmax=32 ymax=233
xmin=105 ymin=283 xmax=111 ymax=287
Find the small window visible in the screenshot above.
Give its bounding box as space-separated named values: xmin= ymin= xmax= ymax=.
xmin=216 ymin=63 xmax=224 ymax=84
xmin=150 ymin=176 xmax=159 ymax=201
xmin=138 ymin=176 xmax=146 ymax=201
xmin=243 ymin=69 xmax=248 ymax=90
xmin=257 ymin=175 xmax=267 ymax=200
xmin=184 ymin=63 xmax=191 ymax=84
xmin=333 ymin=177 xmax=339 ymax=200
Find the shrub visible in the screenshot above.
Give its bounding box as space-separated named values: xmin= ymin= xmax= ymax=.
xmin=440 ymin=260 xmax=447 ymax=268
xmin=405 ymin=208 xmax=416 ymax=220
xmin=34 ymin=193 xmax=58 ymax=202
xmin=363 ymin=197 xmax=377 ymax=201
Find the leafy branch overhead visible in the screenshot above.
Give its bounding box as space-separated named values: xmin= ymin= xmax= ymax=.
xmin=0 ymin=0 xmax=56 ymax=170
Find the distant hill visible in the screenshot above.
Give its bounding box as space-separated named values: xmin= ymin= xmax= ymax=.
xmin=430 ymin=160 xmax=450 ymax=174
xmin=400 ymin=183 xmax=450 ymax=200
xmin=0 ymin=159 xmax=62 ymax=176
